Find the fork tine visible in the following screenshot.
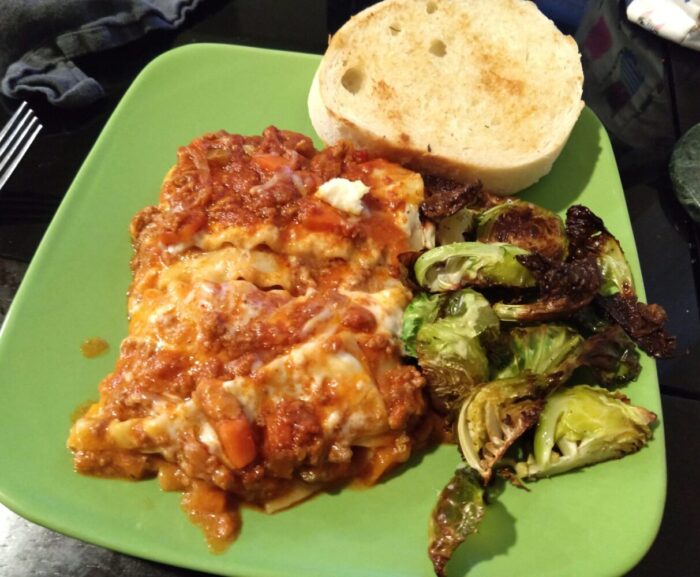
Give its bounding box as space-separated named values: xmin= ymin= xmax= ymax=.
xmin=0 ymin=103 xmax=42 ymax=191
xmin=0 ymin=101 xmax=27 ymax=144
xmin=0 ymin=117 xmax=38 ymax=175
xmin=0 ymin=123 xmax=42 ymax=191
xmin=0 ymin=106 xmax=33 ymax=160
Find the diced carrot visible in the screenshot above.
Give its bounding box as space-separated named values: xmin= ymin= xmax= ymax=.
xmin=158 ymin=210 xmax=207 ymax=246
xmin=177 ymin=210 xmax=207 ymax=240
xmin=251 ymin=154 xmax=293 ymax=172
xmin=302 ymin=201 xmax=345 ymax=233
xmin=217 ymin=418 xmax=257 ymax=469
xmin=157 ymin=462 xmax=187 ymax=492
xmin=158 ymin=230 xmax=179 ymax=246
xmin=184 ymin=480 xmax=227 ymax=513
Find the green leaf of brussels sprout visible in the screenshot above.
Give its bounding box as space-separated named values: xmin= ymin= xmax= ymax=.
xmin=415 ymin=242 xmax=536 ymax=292
xmin=516 ymin=385 xmax=656 ymax=479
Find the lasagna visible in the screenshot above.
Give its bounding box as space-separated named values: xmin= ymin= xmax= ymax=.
xmin=68 ymin=127 xmax=436 ymax=547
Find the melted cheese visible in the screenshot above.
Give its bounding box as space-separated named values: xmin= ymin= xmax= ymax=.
xmin=223 ymin=332 xmax=388 ymax=442
xmin=68 ymin=129 xmax=429 ymax=523
xmin=340 ymin=282 xmax=411 ymax=338
xmin=316 ymin=178 xmax=369 ymax=215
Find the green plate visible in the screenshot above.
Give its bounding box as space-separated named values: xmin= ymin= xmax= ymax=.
xmin=0 ymin=44 xmax=665 ymax=577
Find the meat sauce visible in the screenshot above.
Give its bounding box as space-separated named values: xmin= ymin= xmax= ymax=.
xmin=80 ymin=337 xmax=109 ymax=358
xmin=68 ymin=127 xmax=434 ymax=549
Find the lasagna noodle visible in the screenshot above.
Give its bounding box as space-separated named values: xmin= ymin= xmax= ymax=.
xmin=68 ymin=127 xmax=431 ymax=546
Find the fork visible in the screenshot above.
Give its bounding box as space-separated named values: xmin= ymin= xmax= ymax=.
xmin=0 ymin=102 xmax=43 ymax=191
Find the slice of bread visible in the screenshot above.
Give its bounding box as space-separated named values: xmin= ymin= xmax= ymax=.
xmin=308 ymin=0 xmax=584 ymax=195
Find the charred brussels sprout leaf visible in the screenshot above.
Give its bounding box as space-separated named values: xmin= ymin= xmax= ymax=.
xmin=428 ymin=467 xmax=485 ymax=577
xmin=493 ymin=253 xmax=602 ymax=322
xmin=476 ymin=201 xmax=568 ymax=261
xmin=516 ymin=385 xmax=656 ymax=478
xmin=572 ymin=305 xmax=610 ymax=334
xmin=421 ymin=175 xmax=503 ymax=220
xmin=566 ymin=205 xmax=676 ymax=357
xmin=457 ymin=375 xmax=547 ymax=482
xmin=421 ymin=177 xmax=483 ymax=220
xmin=574 ymin=325 xmax=641 ymax=386
xmin=415 ymin=242 xmax=536 ymax=292
xmin=566 ymin=205 xmax=635 ymax=297
xmin=597 ymin=295 xmax=676 ymax=359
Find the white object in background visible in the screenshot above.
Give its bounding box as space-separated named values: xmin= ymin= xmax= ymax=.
xmin=627 ymin=0 xmax=700 ymax=50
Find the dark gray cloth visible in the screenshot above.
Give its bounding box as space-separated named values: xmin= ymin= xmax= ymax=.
xmin=0 ymin=0 xmax=203 ymax=108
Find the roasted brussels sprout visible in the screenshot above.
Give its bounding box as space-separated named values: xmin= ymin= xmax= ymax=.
xmin=401 ymin=292 xmax=442 ymax=357
xmin=595 ymin=234 xmax=635 ymax=297
xmin=492 ymin=253 xmax=602 ymax=322
xmin=476 ymin=201 xmax=568 ymax=261
xmin=421 ymin=175 xmax=499 ymax=219
xmin=415 ymin=242 xmax=536 ymax=292
xmin=428 ymin=467 xmax=485 ymax=577
xmin=457 ymin=325 xmax=642 ymax=482
xmin=410 ymin=200 xmax=670 ymax=577
xmin=491 ymin=323 xmax=640 ymax=387
xmin=436 ymin=207 xmax=478 ymax=245
xmin=418 ymin=325 xmax=490 ymax=413
xmin=440 ymin=288 xmax=500 ymax=332
xmin=457 ymin=375 xmax=547 ymax=482
xmin=566 ymin=205 xmax=634 ymax=297
xmin=412 ymin=289 xmax=500 ymax=412
xmin=572 ymin=325 xmax=641 ymax=386
xmin=490 ymin=324 xmax=584 ymax=380
xmin=566 ymin=205 xmax=675 ymax=357
xmin=515 ymin=385 xmax=656 ymax=478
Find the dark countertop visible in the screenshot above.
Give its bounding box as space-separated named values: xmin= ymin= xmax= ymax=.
xmin=1 ymin=1 xmax=699 ymax=576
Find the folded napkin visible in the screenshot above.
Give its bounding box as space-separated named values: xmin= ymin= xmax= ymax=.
xmin=0 ymin=0 xmax=203 ymax=108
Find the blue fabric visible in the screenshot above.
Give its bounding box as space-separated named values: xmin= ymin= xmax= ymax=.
xmin=534 ymin=0 xmax=590 ymax=34
xmin=0 ymin=0 xmax=203 ymax=108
